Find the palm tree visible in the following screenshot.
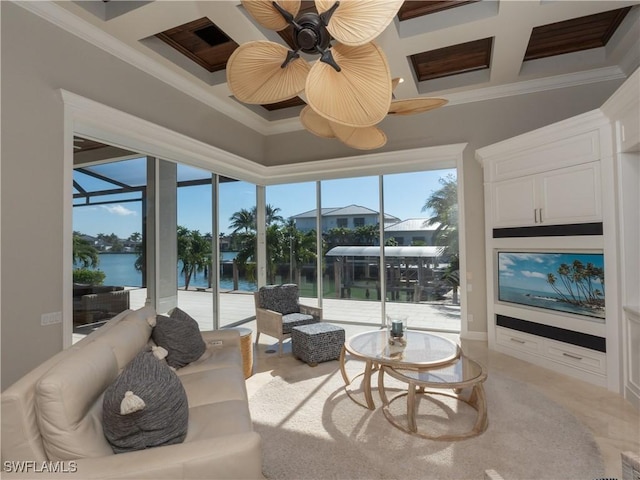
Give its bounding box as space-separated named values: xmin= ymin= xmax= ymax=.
xmin=229 ymin=208 xmax=255 ymax=234
xmin=251 ymin=204 xmax=284 ymax=226
xmin=177 ymin=227 xmax=211 ymax=290
xmin=422 ymin=174 xmax=459 ymax=253
xmin=73 ymin=233 xmax=99 ymax=268
xmin=423 ymin=174 xmax=459 ymax=302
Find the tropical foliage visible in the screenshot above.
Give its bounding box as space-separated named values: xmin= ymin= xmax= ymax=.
xmin=73 ymin=233 xmax=105 ymax=285
xmin=422 ymin=173 xmax=458 ymax=254
xmin=73 ymin=268 xmax=106 ymax=285
xmin=231 ymin=206 xmax=317 ymax=284
xmin=546 ymin=260 xmax=605 ymax=308
xmin=73 ymin=233 xmax=99 ymax=268
xmin=177 ymin=226 xmax=212 ymax=290
xmin=422 ymin=174 xmax=460 ymax=303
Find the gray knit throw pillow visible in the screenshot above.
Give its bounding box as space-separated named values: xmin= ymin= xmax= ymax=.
xmin=151 ymin=308 xmax=206 ymax=369
xmin=102 ymin=350 xmax=188 ymax=453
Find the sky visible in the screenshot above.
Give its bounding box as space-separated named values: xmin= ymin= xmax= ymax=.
xmin=73 ymin=158 xmax=455 ymax=239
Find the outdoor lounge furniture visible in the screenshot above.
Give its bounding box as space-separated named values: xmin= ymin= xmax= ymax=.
xmin=73 ymin=284 xmax=130 ymax=325
xmin=292 ymin=323 xmax=345 ymax=366
xmin=253 ymin=284 xmax=322 ymax=356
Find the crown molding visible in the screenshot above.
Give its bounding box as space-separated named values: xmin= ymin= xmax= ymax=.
xmin=15 ymin=0 xmax=287 ymax=136
xmin=475 ymin=109 xmax=610 ymax=167
xmin=62 ymin=89 xmax=466 ymax=186
xmin=264 ymin=144 xmax=467 ymax=185
xmin=441 ymin=67 xmax=626 ymax=107
xmin=600 ymin=67 xmax=640 ymax=120
xmin=61 ymin=89 xmax=269 ymax=185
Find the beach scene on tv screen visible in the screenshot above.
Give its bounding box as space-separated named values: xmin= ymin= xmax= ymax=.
xmin=498 ymin=252 xmax=605 ymax=320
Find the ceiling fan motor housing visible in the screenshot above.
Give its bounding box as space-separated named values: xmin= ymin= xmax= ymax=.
xmin=294 ymin=12 xmax=332 ymax=54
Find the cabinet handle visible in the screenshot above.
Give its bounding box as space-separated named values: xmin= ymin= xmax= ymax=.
xmin=534 ymin=209 xmax=538 ymax=223
xmin=539 ymin=208 xmax=543 ymax=223
xmin=510 ymin=338 xmax=526 ymax=344
xmin=562 ymin=352 xmax=583 ymax=361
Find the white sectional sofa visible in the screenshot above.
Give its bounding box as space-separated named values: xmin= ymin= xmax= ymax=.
xmin=1 ymin=305 xmax=263 ymax=479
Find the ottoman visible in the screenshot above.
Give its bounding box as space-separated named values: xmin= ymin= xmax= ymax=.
xmin=292 ymin=323 xmax=345 ymax=367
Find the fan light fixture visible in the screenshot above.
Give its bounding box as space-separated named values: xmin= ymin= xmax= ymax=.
xmin=228 ymin=1 xmax=448 ymax=150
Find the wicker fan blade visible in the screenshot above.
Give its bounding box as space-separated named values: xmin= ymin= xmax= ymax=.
xmin=330 ymin=121 xmax=387 ymax=150
xmin=316 ymin=0 xmax=404 ymax=46
xmin=306 ymin=42 xmax=392 ymax=128
xmin=300 ymin=106 xmax=335 ymax=138
xmin=241 ymin=0 xmax=300 ymax=31
xmin=388 ymin=98 xmax=448 ymax=115
xmin=226 ymin=41 xmax=310 ymax=104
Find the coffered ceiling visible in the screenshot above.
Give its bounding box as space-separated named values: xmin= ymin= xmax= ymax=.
xmin=38 ymin=1 xmax=640 ymax=137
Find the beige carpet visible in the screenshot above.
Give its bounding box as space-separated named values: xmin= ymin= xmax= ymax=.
xmin=248 ymin=359 xmax=604 ymax=480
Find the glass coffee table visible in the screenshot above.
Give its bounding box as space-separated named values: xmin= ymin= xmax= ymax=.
xmin=339 ymin=329 xmax=460 ymax=410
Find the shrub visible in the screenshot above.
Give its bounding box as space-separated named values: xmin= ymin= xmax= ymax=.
xmin=73 ymin=268 xmax=106 ymax=285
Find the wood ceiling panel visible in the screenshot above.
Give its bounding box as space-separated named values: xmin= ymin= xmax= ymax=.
xmin=524 ymin=8 xmax=631 ymax=61
xmin=397 ymin=0 xmax=477 ymax=22
xmin=410 ymin=37 xmax=492 ymax=82
xmin=156 ymin=17 xmax=238 ymax=73
xmin=261 ymin=97 xmax=306 ymax=111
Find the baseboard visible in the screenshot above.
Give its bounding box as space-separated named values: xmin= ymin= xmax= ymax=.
xmin=461 ymin=331 xmax=488 ymax=341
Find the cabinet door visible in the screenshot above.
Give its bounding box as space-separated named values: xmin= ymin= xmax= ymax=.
xmin=539 ymin=162 xmax=601 ymax=225
xmin=492 ymin=176 xmax=537 ymax=227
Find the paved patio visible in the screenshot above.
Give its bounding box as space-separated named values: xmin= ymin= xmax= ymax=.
xmin=73 ymin=287 xmax=460 ymax=343
xmin=126 ymin=287 xmax=461 ymax=332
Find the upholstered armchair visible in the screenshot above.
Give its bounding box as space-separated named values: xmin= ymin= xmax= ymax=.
xmin=253 ymin=284 xmax=322 ymax=355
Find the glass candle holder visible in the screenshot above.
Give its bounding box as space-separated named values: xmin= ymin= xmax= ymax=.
xmin=386 ymin=314 xmax=408 ymax=344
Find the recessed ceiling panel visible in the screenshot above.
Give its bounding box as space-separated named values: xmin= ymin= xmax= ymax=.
xmin=156 ymin=17 xmax=238 ymax=73
xmin=524 ymin=7 xmax=632 ymax=61
xmin=261 ymin=97 xmax=307 ymax=112
xmin=410 ymin=37 xmax=493 ymax=82
xmin=397 ymin=0 xmax=477 ymax=22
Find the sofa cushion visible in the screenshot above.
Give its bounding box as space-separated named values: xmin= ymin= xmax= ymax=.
xmin=35 ymin=342 xmax=117 ymax=460
xmin=151 ymin=308 xmax=206 ymax=369
xmin=92 ymin=311 xmax=154 ymax=370
xmin=178 ymin=366 xmax=248 ymax=408
xmin=258 ymin=284 xmax=300 ymax=315
xmin=102 ymin=350 xmax=188 ymax=453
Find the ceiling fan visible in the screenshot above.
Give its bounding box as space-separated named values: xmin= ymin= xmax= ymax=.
xmin=227 ymin=0 xmax=448 ymax=150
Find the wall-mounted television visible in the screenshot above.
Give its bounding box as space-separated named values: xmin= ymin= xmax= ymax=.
xmin=497 ymin=251 xmax=605 ymax=320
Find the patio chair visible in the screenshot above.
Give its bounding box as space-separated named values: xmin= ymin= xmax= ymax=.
xmin=253 ymin=284 xmax=322 ymax=356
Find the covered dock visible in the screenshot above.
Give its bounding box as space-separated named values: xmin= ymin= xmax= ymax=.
xmin=325 ymin=245 xmax=449 ymax=301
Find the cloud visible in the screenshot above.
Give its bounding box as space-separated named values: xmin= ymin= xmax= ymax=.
xmin=101 ymin=205 xmax=136 ymax=216
xmin=521 ymin=270 xmax=546 ymax=279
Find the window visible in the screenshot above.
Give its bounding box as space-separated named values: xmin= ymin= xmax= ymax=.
xmin=354 ymin=217 xmax=365 ymax=227
xmin=72 ymin=156 xmax=146 ymax=339
xmin=266 ymin=182 xmax=318 ymax=298
xmin=337 ymin=218 xmax=348 ymax=228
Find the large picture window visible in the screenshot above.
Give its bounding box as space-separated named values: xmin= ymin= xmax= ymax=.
xmin=72 ymin=137 xmax=461 ymax=338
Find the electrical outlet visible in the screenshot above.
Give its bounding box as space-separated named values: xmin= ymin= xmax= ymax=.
xmin=41 ymin=312 xmax=62 ymax=326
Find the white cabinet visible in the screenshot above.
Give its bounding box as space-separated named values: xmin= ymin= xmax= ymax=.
xmin=492 ymin=162 xmax=602 ymax=228
xmin=477 ymin=108 xmax=619 ymax=391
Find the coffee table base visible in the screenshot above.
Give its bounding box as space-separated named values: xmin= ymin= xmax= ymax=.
xmin=378 ymin=363 xmax=488 ymax=441
xmin=339 ymin=346 xmax=379 ymax=410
